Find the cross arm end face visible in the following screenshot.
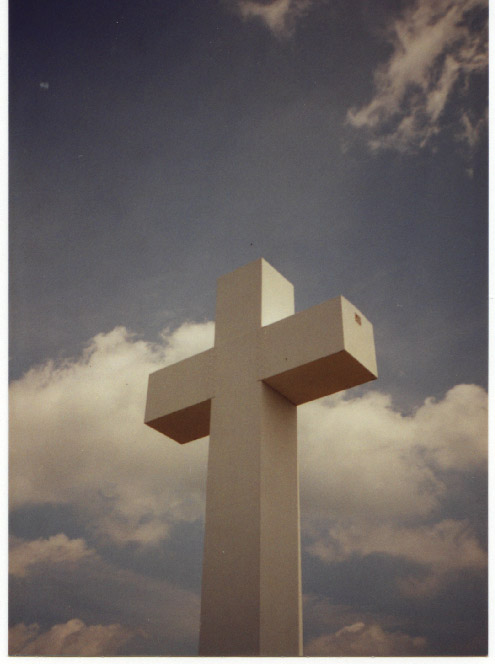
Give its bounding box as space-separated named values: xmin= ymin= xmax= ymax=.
xmin=144 ymin=348 xmax=214 ymax=444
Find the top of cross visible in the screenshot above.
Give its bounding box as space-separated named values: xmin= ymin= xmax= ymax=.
xmin=214 ymin=258 xmax=295 ymax=345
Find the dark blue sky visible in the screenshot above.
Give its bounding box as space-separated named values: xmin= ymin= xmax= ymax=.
xmin=9 ymin=0 xmax=487 ymax=656
xmin=10 ymin=0 xmax=487 ymax=405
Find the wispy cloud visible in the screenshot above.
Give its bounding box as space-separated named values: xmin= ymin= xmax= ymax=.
xmin=458 ymin=108 xmax=487 ymax=148
xmin=234 ymin=0 xmax=317 ymax=38
xmin=346 ymin=0 xmax=487 ymax=152
xmin=310 ymin=519 xmax=487 ymax=572
xmin=9 ymin=619 xmax=133 ymax=656
xmin=9 ymin=531 xmax=202 ymax=654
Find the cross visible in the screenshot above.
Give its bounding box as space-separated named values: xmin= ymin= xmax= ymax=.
xmin=145 ymin=258 xmax=377 ymax=656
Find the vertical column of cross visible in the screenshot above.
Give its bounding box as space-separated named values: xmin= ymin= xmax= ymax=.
xmin=198 ymin=259 xmax=301 ymax=656
xmin=199 ymin=259 xmax=265 ymax=655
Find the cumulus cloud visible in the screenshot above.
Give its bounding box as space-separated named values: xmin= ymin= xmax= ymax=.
xmin=10 ymin=322 xmax=214 ymax=544
xmin=346 ymin=0 xmax=487 ymax=152
xmin=9 ymin=619 xmax=133 ymax=656
xmin=235 ymin=0 xmax=317 ymax=38
xmin=299 ymin=391 xmax=440 ymax=522
xmin=299 ymin=385 xmax=486 ymax=593
xmin=413 ymin=383 xmax=487 ymax=470
xmin=9 ymin=321 xmax=486 ymax=569
xmin=299 ymin=384 xmax=486 ymax=524
xmin=9 ymin=533 xmax=95 ymax=577
xmin=305 ymin=621 xmax=427 ymax=656
xmin=9 ymin=322 xmax=486 ymax=654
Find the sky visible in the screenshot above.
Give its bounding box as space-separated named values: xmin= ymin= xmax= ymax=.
xmin=9 ymin=0 xmax=488 ymax=657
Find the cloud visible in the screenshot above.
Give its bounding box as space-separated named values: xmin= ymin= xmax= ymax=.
xmin=9 ymin=619 xmax=133 ymax=656
xmin=346 ymin=0 xmax=488 ymax=152
xmin=10 ymin=323 xmax=214 ymax=545
xmin=235 ymin=0 xmax=316 ymax=38
xmin=305 ymin=621 xmax=427 ymax=656
xmin=299 ymin=391 xmax=440 ymax=522
xmin=458 ymin=109 xmax=487 ymax=148
xmin=8 ymin=324 xmax=486 ymax=653
xmin=299 ymin=385 xmax=486 ymax=525
xmin=299 ymin=385 xmax=486 ymax=594
xmin=10 ymin=323 xmax=486 ymax=565
xmin=308 ymin=518 xmax=486 ymax=575
xmin=9 ymin=533 xmax=95 ymax=577
xmin=9 ymin=534 xmax=202 ymax=655
xmin=412 ymin=383 xmax=487 ymax=470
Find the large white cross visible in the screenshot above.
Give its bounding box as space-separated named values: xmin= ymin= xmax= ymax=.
xmin=145 ymin=258 xmax=377 ymax=656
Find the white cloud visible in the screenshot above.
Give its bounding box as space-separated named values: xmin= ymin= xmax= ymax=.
xmin=299 ymin=385 xmax=486 ymax=591
xmin=9 ymin=322 xmax=486 ymax=567
xmin=299 ymin=384 xmax=486 ymax=524
xmin=9 ymin=327 xmax=484 ymax=653
xmin=9 ymin=322 xmax=214 ymax=544
xmin=9 ymin=533 xmax=95 ymax=577
xmin=413 ymin=383 xmax=487 ymax=470
xmin=9 ymin=619 xmax=133 ymax=656
xmin=299 ymin=391 xmax=440 ymax=523
xmin=346 ymin=0 xmax=487 ymax=152
xmin=236 ymin=0 xmax=316 ymax=38
xmin=305 ymin=621 xmax=427 ymax=656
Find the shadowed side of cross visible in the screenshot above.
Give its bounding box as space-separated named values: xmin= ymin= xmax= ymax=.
xmin=144 ymin=258 xmax=377 ymax=656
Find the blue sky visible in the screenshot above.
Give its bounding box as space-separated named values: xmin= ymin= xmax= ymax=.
xmin=9 ymin=0 xmax=487 ymax=656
